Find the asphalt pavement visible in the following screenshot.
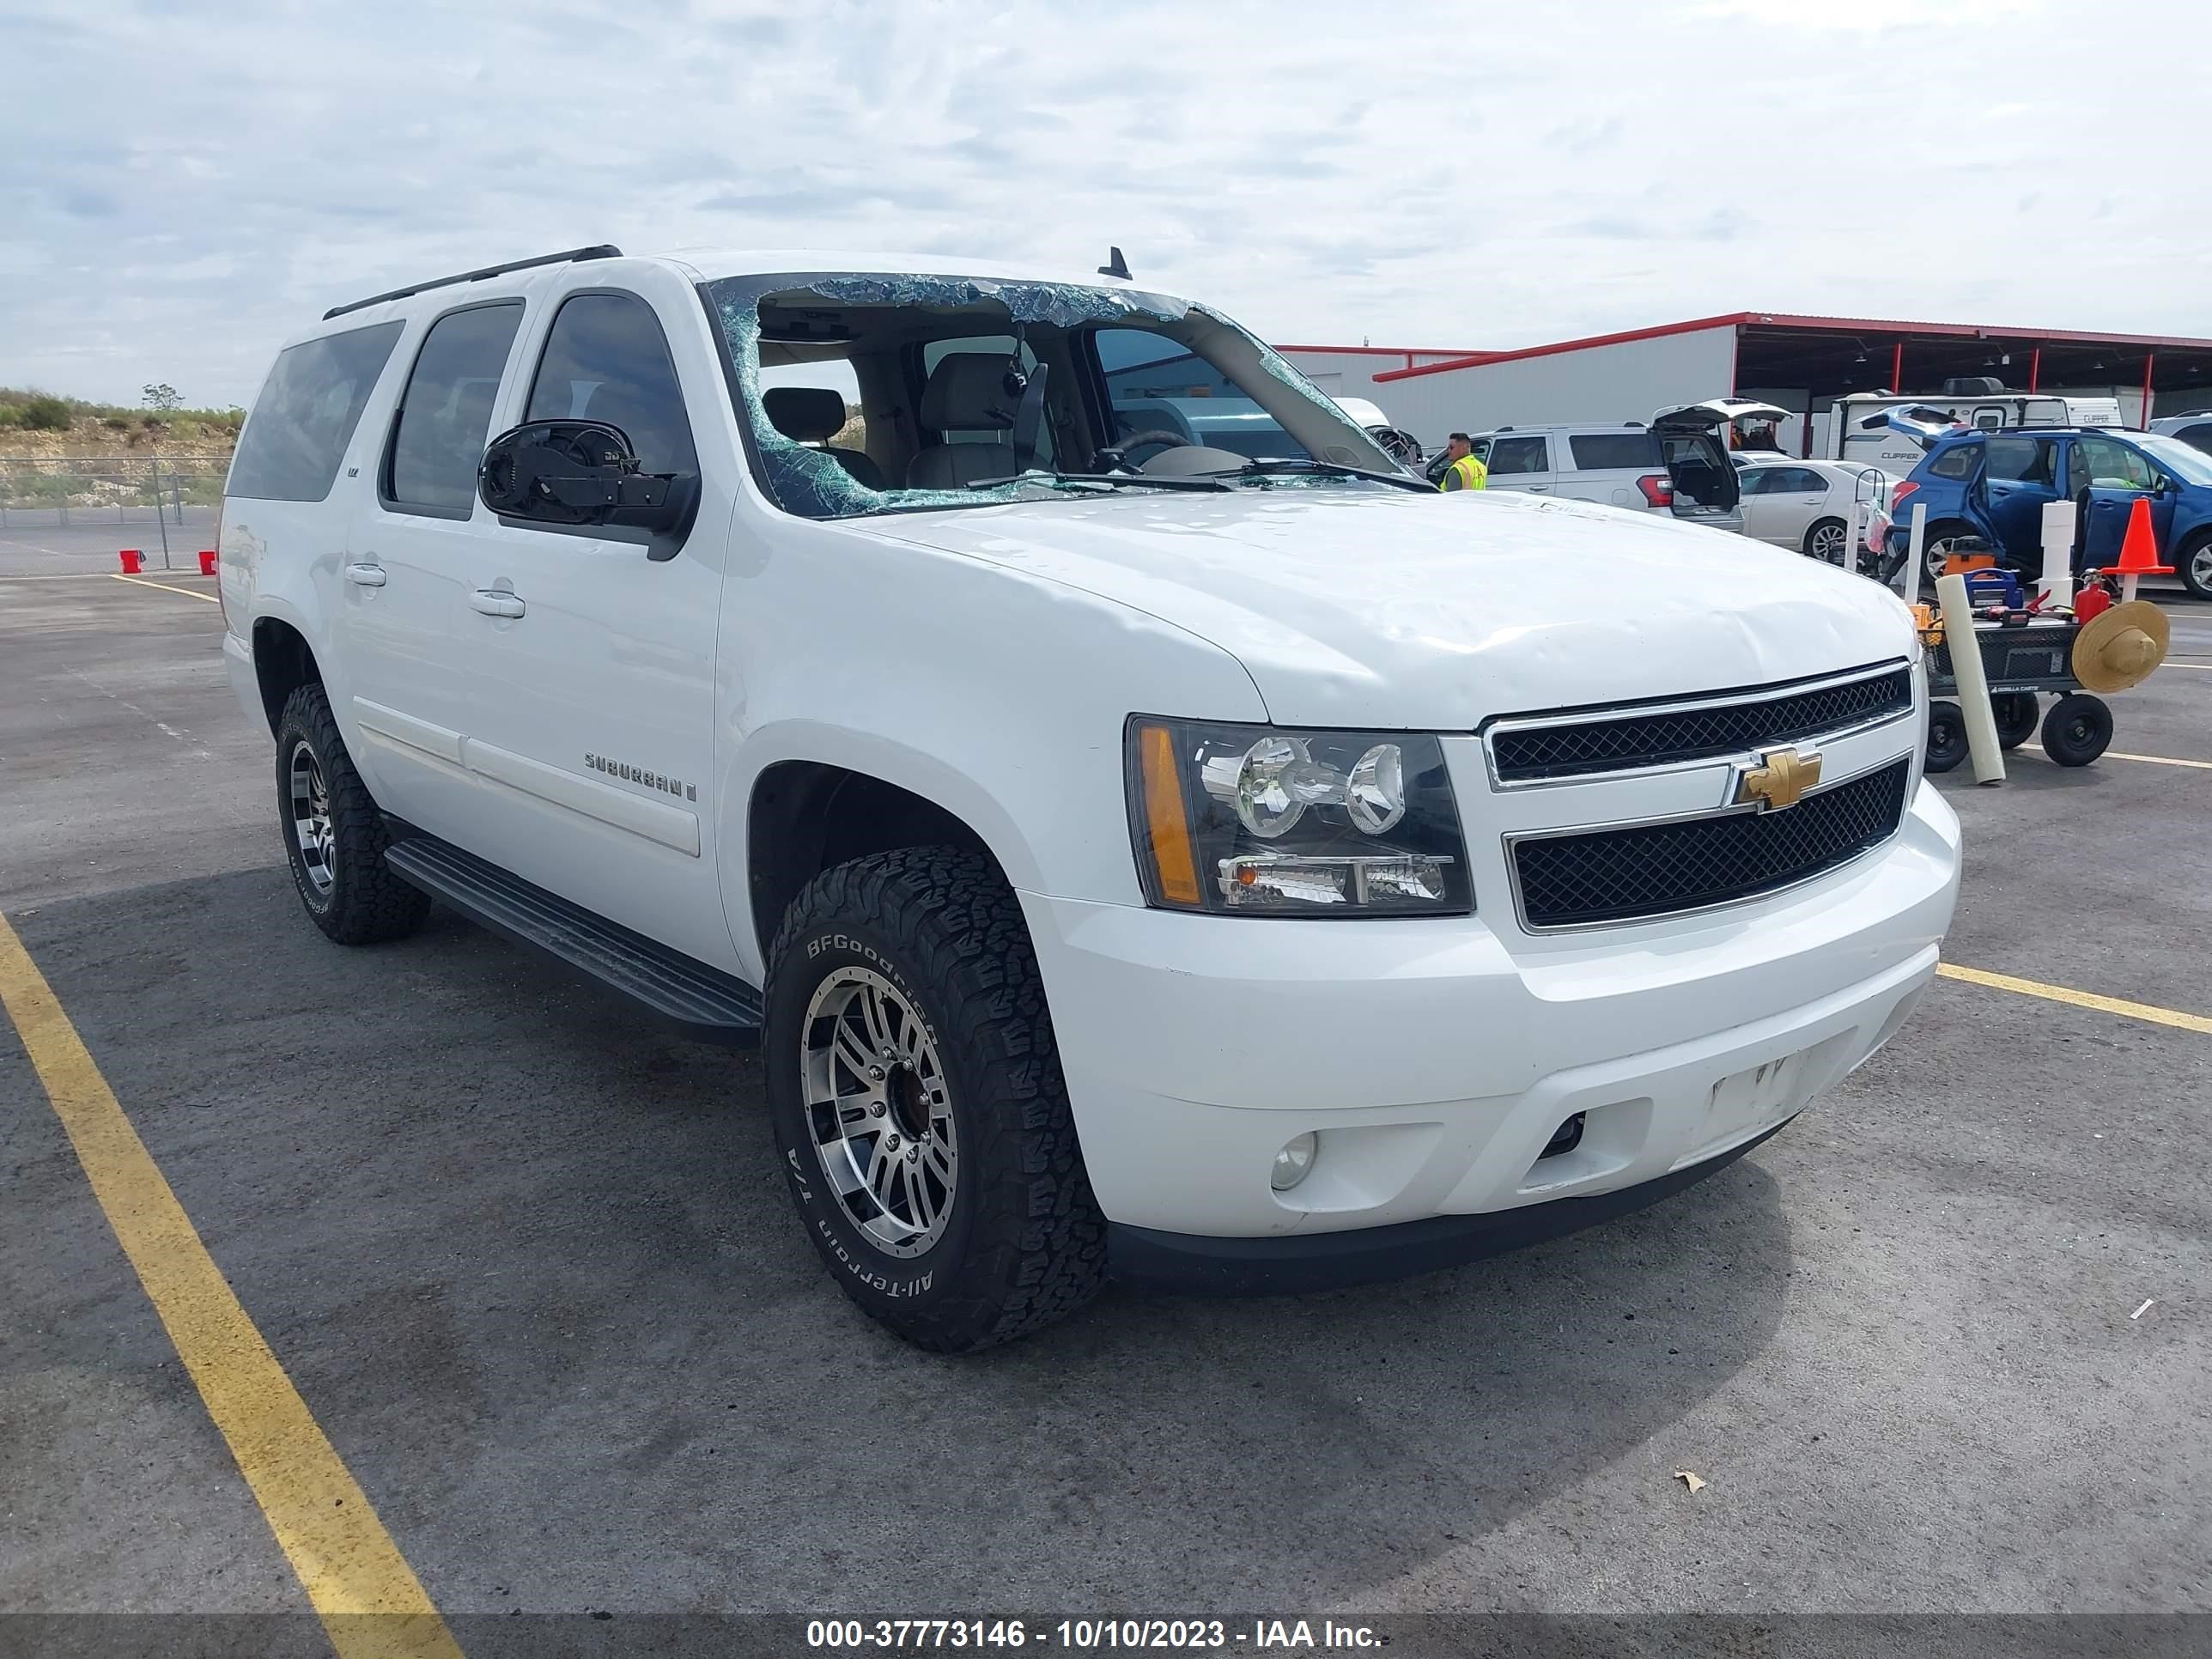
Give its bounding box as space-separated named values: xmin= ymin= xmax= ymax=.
xmin=1 ymin=572 xmax=2207 ymax=1637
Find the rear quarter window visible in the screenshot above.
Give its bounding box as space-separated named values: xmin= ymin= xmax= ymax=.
xmin=227 ymin=321 xmax=404 ymax=502
xmin=1568 ymin=431 xmax=1662 ymax=471
xmin=1928 ymin=445 xmax=1978 ymax=480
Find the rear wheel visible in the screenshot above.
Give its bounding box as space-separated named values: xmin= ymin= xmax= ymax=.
xmin=1803 ymin=517 xmax=1849 ymax=565
xmin=763 ymin=847 xmax=1106 ymax=1352
xmin=1991 ymin=691 xmax=2040 ymax=750
xmin=2179 ymin=531 xmax=2212 ymax=602
xmin=1923 ymin=702 xmax=1968 ymax=774
xmin=1923 ymin=520 xmax=1979 ymax=586
xmin=2040 ymin=693 xmax=2112 ymax=767
xmin=273 ymin=684 xmax=429 ymax=945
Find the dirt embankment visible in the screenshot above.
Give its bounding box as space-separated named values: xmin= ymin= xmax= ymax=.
xmin=1 ymin=415 xmax=238 ymax=468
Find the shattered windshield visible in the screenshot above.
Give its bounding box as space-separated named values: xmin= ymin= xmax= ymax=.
xmin=702 ymin=271 xmax=1403 ymax=520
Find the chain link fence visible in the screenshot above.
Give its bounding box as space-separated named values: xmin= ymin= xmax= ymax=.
xmin=0 ymin=457 xmax=228 ymax=567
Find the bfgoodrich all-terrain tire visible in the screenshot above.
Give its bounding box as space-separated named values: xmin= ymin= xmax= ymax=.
xmin=764 ymin=847 xmax=1106 ymax=1352
xmin=272 ymin=684 xmax=430 ymax=945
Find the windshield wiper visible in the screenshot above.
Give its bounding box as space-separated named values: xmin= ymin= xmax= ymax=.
xmin=1205 ymin=458 xmax=1432 ymax=493
xmin=966 ymin=469 xmax=1234 ymax=494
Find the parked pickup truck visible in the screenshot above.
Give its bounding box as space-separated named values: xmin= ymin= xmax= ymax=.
xmin=219 ymin=245 xmax=1960 ymax=1350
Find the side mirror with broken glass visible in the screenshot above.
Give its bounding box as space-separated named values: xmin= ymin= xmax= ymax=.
xmin=478 ymin=420 xmax=693 ymax=537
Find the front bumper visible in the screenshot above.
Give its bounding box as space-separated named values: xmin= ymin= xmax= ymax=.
xmin=1109 ymin=1121 xmax=1785 ymax=1295
xmin=1021 ymin=777 xmax=1959 ymax=1251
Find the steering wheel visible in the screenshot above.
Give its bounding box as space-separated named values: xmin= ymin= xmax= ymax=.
xmin=1088 ymin=430 xmax=1190 ymax=473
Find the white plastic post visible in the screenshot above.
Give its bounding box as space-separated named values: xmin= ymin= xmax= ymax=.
xmin=1935 ymin=572 xmax=2004 ymax=785
xmin=1900 ymin=502 xmax=1929 ymax=606
xmin=2039 ymin=499 xmax=2076 ymax=606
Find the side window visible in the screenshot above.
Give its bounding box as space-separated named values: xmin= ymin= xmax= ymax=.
xmin=385 ymin=302 xmax=523 ymax=514
xmin=1984 ymin=435 xmax=2054 ymax=485
xmin=1486 ymin=434 xmax=1550 ymax=477
xmin=526 ymin=292 xmax=697 ymax=477
xmin=228 ymin=321 xmax=404 ymax=503
xmin=2177 ymin=422 xmax=2212 ymax=456
xmin=1091 ymin=325 xmax=1298 ymax=462
xmin=1735 ymin=467 xmax=1771 ymax=495
xmin=2070 ymin=437 xmax=2155 ymax=491
xmin=1928 ymin=444 xmax=1979 ymax=480
xmin=1567 ymin=431 xmax=1662 ymax=470
xmin=1771 ymin=467 xmax=1826 ymax=493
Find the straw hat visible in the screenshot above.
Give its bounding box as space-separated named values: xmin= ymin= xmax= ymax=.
xmin=2070 ymin=600 xmax=2169 ymax=694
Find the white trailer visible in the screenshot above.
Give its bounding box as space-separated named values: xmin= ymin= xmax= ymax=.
xmin=1825 ymin=391 xmax=2124 ymax=471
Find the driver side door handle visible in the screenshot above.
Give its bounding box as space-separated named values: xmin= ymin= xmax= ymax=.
xmin=470 ymin=588 xmax=526 ymax=619
xmin=343 ymin=561 xmax=386 ymax=587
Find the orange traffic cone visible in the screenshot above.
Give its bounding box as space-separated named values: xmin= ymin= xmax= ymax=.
xmin=2104 ymin=496 xmax=2173 ymax=599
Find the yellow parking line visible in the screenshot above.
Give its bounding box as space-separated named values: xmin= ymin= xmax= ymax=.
xmin=110 ymin=572 xmax=220 ymax=603
xmin=1938 ymin=962 xmax=2212 ymax=1035
xmin=0 ymin=910 xmax=462 ymax=1659
xmin=2020 ymin=743 xmax=2212 ymax=771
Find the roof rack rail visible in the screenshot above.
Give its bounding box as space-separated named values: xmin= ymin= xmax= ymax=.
xmin=323 ymin=244 xmax=623 ymax=321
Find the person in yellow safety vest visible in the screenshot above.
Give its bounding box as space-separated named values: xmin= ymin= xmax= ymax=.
xmin=1438 ymin=431 xmax=1486 ymax=491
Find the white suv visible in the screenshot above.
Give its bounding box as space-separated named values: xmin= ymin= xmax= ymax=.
xmin=218 ymin=246 xmax=1960 ymax=1350
xmin=1461 ymin=401 xmax=1793 ymax=537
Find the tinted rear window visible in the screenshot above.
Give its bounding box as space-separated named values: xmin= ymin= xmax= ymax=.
xmin=228 ymin=322 xmax=404 ymax=502
xmin=1568 ymin=431 xmax=1662 ymax=470
xmin=1928 ymin=445 xmax=1978 ymax=479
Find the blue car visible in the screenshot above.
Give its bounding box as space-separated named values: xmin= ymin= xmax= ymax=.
xmin=1881 ymin=422 xmax=2212 ymax=599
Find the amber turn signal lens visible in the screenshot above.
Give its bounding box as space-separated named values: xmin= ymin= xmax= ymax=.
xmin=1137 ymin=722 xmax=1203 ymax=907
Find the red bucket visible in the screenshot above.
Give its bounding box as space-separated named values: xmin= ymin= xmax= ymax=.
xmin=119 ymin=549 xmax=143 ymax=574
xmin=198 ymin=550 xmax=218 ymax=576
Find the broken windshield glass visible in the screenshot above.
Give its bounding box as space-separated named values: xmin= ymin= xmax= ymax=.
xmin=703 ymin=270 xmax=1398 ymax=522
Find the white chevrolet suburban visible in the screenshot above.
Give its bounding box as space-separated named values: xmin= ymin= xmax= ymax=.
xmin=218 ymin=245 xmax=1961 ymax=1351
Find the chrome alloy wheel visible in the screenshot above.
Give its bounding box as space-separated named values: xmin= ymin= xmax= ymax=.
xmin=801 ymin=967 xmax=957 ymax=1258
xmin=2190 ymin=539 xmax=2212 ymax=597
xmin=288 ymin=739 xmax=335 ymax=896
xmin=1808 ymin=520 xmax=1848 ymax=564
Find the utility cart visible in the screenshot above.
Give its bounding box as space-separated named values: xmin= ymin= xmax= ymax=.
xmin=1921 ymin=594 xmax=2170 ymax=772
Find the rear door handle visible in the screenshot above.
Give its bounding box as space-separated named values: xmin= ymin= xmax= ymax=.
xmin=1522 ymin=484 xmax=1550 ymax=493
xmin=343 ymin=562 xmax=387 ymax=587
xmin=470 ymin=588 xmax=526 ymax=619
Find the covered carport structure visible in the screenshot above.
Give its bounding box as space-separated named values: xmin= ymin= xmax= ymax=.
xmin=1279 ymin=313 xmax=2212 ymax=456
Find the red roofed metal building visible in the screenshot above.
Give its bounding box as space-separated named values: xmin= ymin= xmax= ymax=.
xmin=1276 ymin=313 xmax=2212 ymax=458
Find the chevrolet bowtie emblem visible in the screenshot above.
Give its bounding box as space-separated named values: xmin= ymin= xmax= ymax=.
xmin=1734 ymin=745 xmax=1822 ymax=811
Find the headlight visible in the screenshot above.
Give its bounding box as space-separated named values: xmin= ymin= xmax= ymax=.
xmin=1127 ymin=718 xmax=1471 ymax=915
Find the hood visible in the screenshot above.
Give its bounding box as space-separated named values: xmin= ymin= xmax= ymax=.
xmin=1652 ymin=398 xmax=1791 ymax=434
xmin=864 ymin=487 xmax=1915 ymax=728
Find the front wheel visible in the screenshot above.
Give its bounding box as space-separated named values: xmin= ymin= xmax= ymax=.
xmin=2040 ymin=693 xmax=2112 ymax=767
xmin=1924 ymin=702 xmax=1968 ymax=774
xmin=763 ymin=847 xmax=1106 ymax=1352
xmin=273 ymin=684 xmax=429 ymax=945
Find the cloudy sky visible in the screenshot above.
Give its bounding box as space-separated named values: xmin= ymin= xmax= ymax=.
xmin=3 ymin=0 xmax=2208 ymax=408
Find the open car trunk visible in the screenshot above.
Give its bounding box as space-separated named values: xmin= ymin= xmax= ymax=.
xmin=1650 ymin=400 xmax=1788 ymax=518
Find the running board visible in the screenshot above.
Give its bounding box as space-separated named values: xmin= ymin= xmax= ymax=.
xmin=384 ymin=836 xmax=763 ymax=1046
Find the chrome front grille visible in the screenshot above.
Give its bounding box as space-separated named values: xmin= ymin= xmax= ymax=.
xmin=1487 ymin=665 xmax=1913 ymax=784
xmin=1510 ymin=757 xmax=1912 ymax=930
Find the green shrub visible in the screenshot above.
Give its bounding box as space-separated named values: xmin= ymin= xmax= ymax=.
xmin=102 ymin=414 xmax=131 ymax=430
xmin=0 ymin=405 xmax=21 ymax=429
xmin=21 ymin=395 xmax=71 ymax=431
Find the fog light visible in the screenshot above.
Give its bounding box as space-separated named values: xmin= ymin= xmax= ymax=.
xmin=1271 ymin=1131 xmax=1319 ymax=1192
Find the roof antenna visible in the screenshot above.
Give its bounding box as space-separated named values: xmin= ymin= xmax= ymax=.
xmin=1097 ymin=246 xmax=1131 ymax=281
